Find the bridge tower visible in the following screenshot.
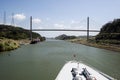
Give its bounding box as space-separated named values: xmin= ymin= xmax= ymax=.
xmin=30 ymin=16 xmax=33 ymax=41
xmin=87 ymin=17 xmax=89 ymax=41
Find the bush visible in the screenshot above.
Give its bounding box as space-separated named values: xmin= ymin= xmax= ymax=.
xmin=0 ymin=39 xmax=19 ymax=52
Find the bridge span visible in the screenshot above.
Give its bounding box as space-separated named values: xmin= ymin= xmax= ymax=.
xmin=32 ymin=29 xmax=100 ymax=32
xmin=30 ymin=16 xmax=100 ymax=41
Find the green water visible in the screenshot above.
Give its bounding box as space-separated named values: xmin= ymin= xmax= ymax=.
xmin=0 ymin=40 xmax=120 ymax=80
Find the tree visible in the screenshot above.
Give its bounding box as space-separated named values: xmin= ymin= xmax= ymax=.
xmin=96 ymin=19 xmax=120 ymax=40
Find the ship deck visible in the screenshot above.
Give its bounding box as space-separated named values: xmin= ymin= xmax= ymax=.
xmin=55 ymin=61 xmax=114 ymax=80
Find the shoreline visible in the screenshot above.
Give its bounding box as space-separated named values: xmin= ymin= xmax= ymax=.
xmin=0 ymin=38 xmax=46 ymax=52
xmin=17 ymin=39 xmax=31 ymax=45
xmin=0 ymin=39 xmax=20 ymax=52
xmin=0 ymin=39 xmax=31 ymax=52
xmin=67 ymin=38 xmax=120 ymax=52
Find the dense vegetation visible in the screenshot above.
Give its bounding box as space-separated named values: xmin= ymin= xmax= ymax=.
xmin=0 ymin=24 xmax=46 ymax=52
xmin=95 ymin=19 xmax=120 ymax=44
xmin=0 ymin=24 xmax=45 ymax=41
xmin=0 ymin=39 xmax=19 ymax=52
xmin=55 ymin=34 xmax=76 ymax=40
xmin=96 ymin=19 xmax=120 ymax=40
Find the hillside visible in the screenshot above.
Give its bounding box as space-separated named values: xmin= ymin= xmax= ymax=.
xmin=96 ymin=19 xmax=120 ymax=41
xmin=55 ymin=34 xmax=76 ymax=40
xmin=0 ymin=24 xmax=45 ymax=40
xmin=67 ymin=19 xmax=120 ymax=52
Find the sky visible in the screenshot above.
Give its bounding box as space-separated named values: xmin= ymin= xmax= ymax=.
xmin=0 ymin=0 xmax=120 ymax=37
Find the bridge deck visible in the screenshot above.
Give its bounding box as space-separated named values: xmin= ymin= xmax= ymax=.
xmin=31 ymin=29 xmax=99 ymax=32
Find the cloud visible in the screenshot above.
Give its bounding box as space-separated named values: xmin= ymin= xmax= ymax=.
xmin=70 ymin=20 xmax=86 ymax=29
xmin=71 ymin=20 xmax=79 ymax=24
xmin=14 ymin=14 xmax=26 ymax=20
xmin=32 ymin=18 xmax=42 ymax=24
xmin=54 ymin=23 xmax=65 ymax=29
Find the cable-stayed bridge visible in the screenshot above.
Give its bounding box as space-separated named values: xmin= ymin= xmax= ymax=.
xmin=32 ymin=29 xmax=99 ymax=32
xmin=30 ymin=17 xmax=100 ymax=41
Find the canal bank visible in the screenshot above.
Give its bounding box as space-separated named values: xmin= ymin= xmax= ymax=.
xmin=0 ymin=40 xmax=120 ymax=80
xmin=0 ymin=39 xmax=20 ymax=52
xmin=0 ymin=39 xmax=46 ymax=52
xmin=68 ymin=38 xmax=120 ymax=52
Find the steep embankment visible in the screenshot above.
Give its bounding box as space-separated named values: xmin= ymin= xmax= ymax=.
xmin=0 ymin=24 xmax=45 ymax=52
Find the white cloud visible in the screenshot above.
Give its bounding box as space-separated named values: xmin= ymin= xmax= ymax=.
xmin=70 ymin=20 xmax=86 ymax=29
xmin=71 ymin=20 xmax=79 ymax=24
xmin=32 ymin=18 xmax=42 ymax=24
xmin=54 ymin=23 xmax=65 ymax=29
xmin=13 ymin=13 xmax=26 ymax=20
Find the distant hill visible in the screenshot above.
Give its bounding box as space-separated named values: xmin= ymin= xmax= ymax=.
xmin=0 ymin=24 xmax=45 ymax=40
xmin=96 ymin=19 xmax=120 ymax=40
xmin=55 ymin=34 xmax=76 ymax=40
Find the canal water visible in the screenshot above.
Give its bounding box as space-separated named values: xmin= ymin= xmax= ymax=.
xmin=0 ymin=40 xmax=120 ymax=80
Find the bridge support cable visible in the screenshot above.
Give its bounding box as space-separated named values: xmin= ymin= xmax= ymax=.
xmin=4 ymin=11 xmax=6 ymax=25
xmin=29 ymin=16 xmax=99 ymax=40
xmin=11 ymin=13 xmax=14 ymax=26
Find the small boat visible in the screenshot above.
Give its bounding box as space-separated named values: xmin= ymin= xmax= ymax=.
xmin=55 ymin=61 xmax=115 ymax=80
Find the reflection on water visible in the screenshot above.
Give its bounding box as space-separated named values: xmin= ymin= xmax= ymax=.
xmin=0 ymin=40 xmax=120 ymax=80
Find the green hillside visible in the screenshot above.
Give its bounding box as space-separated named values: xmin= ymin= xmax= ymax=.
xmin=96 ymin=19 xmax=120 ymax=40
xmin=95 ymin=19 xmax=120 ymax=44
xmin=55 ymin=34 xmax=76 ymax=40
xmin=0 ymin=24 xmax=46 ymax=52
xmin=0 ymin=24 xmax=43 ymax=40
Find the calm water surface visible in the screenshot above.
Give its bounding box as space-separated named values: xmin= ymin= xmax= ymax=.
xmin=0 ymin=40 xmax=120 ymax=80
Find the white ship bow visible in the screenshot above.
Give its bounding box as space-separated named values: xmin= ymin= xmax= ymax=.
xmin=55 ymin=61 xmax=115 ymax=80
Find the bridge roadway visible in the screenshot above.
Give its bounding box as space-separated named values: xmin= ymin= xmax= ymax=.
xmin=0 ymin=28 xmax=100 ymax=32
xmin=31 ymin=29 xmax=100 ymax=32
